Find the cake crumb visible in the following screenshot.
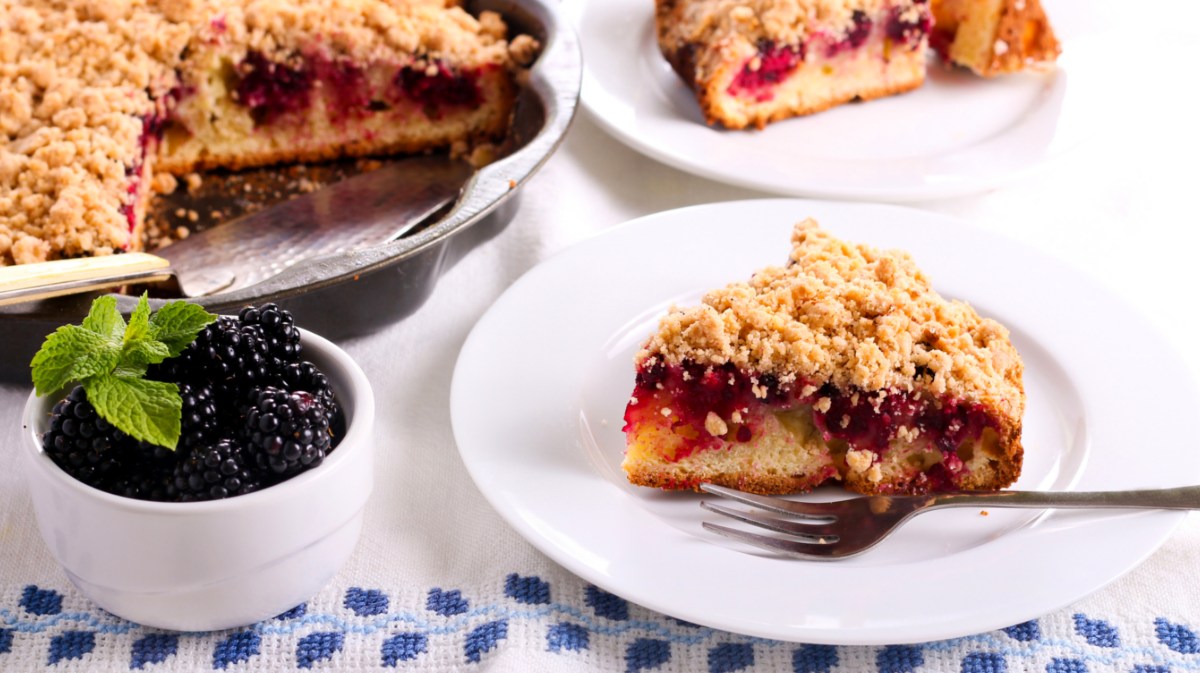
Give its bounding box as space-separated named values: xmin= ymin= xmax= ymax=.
xmin=980 ymin=510 xmax=989 ymax=516
xmin=704 ymin=412 xmax=728 ymax=437
xmin=993 ymin=39 xmax=1009 ymax=56
xmin=866 ymin=464 xmax=883 ymax=483
xmin=184 ymin=172 xmax=204 ymax=193
xmin=152 ymin=172 xmax=179 ymax=195
xmin=507 ymin=34 xmax=540 ymax=67
xmin=175 ymin=226 xmax=190 ymax=239
xmin=660 ymin=407 xmax=673 ymax=417
xmin=845 ymin=449 xmax=872 ymax=474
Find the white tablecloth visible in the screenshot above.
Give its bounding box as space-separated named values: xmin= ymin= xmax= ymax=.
xmin=3 ymin=20 xmax=1200 ymax=669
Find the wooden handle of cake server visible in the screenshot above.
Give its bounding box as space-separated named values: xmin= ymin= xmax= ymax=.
xmin=0 ymin=253 xmax=174 ymax=307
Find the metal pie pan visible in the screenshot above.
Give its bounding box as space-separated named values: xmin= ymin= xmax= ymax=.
xmin=0 ymin=0 xmax=580 ymax=382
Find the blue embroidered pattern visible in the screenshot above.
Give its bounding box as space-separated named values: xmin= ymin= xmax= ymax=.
xmin=3 ymin=576 xmax=1200 ymax=671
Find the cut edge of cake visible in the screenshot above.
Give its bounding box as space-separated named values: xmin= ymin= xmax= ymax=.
xmin=655 ymin=0 xmax=933 ymax=130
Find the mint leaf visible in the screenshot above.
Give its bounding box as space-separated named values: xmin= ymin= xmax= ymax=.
xmin=30 ymin=325 xmax=120 ymax=396
xmin=122 ymin=339 xmax=171 ymax=368
xmin=81 ymin=295 xmax=125 ymax=341
xmin=123 ymin=293 xmax=152 ymax=344
xmin=84 ymin=376 xmax=181 ymax=449
xmin=150 ymin=301 xmax=216 ymax=357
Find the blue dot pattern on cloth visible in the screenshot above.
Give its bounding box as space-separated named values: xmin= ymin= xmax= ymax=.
xmin=1003 ymin=620 xmax=1042 ymax=642
xmin=1156 ymin=618 xmax=1200 ymax=654
xmin=464 ymin=619 xmax=508 ymax=663
xmin=2 ymin=578 xmax=1200 ymax=671
xmin=586 ymin=585 xmax=630 ymax=621
xmin=961 ymin=651 xmax=1005 ymax=673
xmin=505 ymin=573 xmax=551 ymax=605
xmin=130 ymin=634 xmax=178 ymax=669
xmin=426 ymin=588 xmax=470 ymax=617
xmin=296 ymin=631 xmax=344 ymax=669
xmin=213 ymin=631 xmax=261 ymax=669
xmin=1073 ymin=614 xmax=1121 ymax=648
xmin=20 ymin=585 xmax=63 ymax=616
xmin=626 ymin=638 xmax=670 ymax=673
xmin=878 ymin=645 xmax=924 ymax=673
xmin=793 ymin=644 xmax=838 ymax=673
xmin=381 ymin=632 xmax=428 ymax=667
xmin=48 ymin=630 xmax=94 ymax=665
xmin=708 ymin=642 xmax=754 ymax=673
xmin=547 ymin=622 xmax=589 ymax=652
xmin=343 ymin=587 xmax=389 ymax=616
xmin=1046 ymin=657 xmax=1088 ymax=673
xmin=275 ymin=603 xmax=307 ymax=621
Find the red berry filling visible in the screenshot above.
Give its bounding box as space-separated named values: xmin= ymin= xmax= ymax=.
xmin=624 ymin=359 xmax=999 ymax=480
xmin=727 ymin=41 xmax=805 ymax=102
xmin=234 ymin=51 xmax=316 ymax=125
xmin=394 ymin=61 xmax=484 ymax=117
xmin=825 ymin=10 xmax=874 ymax=57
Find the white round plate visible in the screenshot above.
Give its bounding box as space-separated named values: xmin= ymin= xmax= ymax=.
xmin=565 ymin=0 xmax=1111 ymax=201
xmin=450 ymin=200 xmax=1199 ymax=645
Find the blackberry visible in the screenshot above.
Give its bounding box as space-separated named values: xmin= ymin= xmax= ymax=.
xmin=281 ymin=361 xmax=336 ymax=407
xmin=245 ymin=387 xmax=336 ymax=477
xmin=104 ymin=443 xmax=175 ymax=502
xmin=155 ymin=316 xmax=274 ymax=407
xmin=169 ymin=439 xmax=263 ymax=502
xmin=178 ymin=381 xmax=220 ymax=452
xmin=42 ymin=386 xmax=129 ymax=490
xmin=239 ymin=304 xmax=301 ymax=367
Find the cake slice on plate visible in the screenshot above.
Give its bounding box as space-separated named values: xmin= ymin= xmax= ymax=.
xmin=654 ymin=0 xmax=933 ymax=129
xmin=622 ymin=219 xmax=1025 ymax=495
xmin=929 ymin=0 xmax=1061 ymax=76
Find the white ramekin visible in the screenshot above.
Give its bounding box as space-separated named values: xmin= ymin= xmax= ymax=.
xmin=21 ymin=328 xmax=374 ymax=631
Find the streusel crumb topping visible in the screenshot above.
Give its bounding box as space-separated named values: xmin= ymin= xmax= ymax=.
xmin=659 ymin=0 xmax=887 ymax=50
xmin=638 ymin=219 xmax=1024 ymax=410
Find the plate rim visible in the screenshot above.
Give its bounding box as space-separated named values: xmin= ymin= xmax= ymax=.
xmin=451 ymin=198 xmax=1195 ymax=644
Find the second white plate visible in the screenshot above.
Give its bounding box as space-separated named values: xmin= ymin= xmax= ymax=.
xmin=568 ymin=0 xmax=1109 ymax=201
xmin=451 ymin=199 xmax=1198 ymax=644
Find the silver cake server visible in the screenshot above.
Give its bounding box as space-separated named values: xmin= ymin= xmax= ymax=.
xmin=0 ymin=155 xmax=474 ymax=305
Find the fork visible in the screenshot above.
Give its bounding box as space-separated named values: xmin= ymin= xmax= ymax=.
xmin=699 ymin=483 xmax=1200 ymax=560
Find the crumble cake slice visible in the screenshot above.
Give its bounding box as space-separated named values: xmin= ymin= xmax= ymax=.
xmin=0 ymin=0 xmax=532 ymax=266
xmin=622 ymin=219 xmax=1025 ymax=495
xmin=655 ymin=0 xmax=932 ymax=130
xmin=929 ymin=0 xmax=1060 ymax=77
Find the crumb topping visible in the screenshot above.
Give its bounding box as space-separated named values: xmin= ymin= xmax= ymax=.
xmin=0 ymin=0 xmax=516 ymax=265
xmin=637 ymin=219 xmax=1024 ymax=411
xmin=658 ymin=0 xmax=887 ymax=53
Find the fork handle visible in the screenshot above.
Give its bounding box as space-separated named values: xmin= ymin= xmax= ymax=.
xmin=931 ymin=486 xmax=1200 ymax=510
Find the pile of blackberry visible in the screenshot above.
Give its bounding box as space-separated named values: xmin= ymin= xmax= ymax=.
xmin=40 ymin=304 xmax=345 ymax=502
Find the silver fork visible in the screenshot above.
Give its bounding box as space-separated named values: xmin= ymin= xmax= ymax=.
xmin=699 ymin=483 xmax=1200 ymax=560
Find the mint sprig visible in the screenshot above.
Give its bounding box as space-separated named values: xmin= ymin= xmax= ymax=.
xmin=30 ymin=294 xmax=217 ymax=449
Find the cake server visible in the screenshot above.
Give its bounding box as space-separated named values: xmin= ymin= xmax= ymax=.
xmin=0 ymin=156 xmax=474 ymax=306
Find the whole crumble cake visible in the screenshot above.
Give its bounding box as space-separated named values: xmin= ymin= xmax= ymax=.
xmin=656 ymin=0 xmax=1059 ymax=129
xmin=622 ymin=219 xmax=1025 ymax=495
xmin=0 ymin=0 xmax=536 ymax=266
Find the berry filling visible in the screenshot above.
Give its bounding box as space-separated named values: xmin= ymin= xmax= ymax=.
xmin=728 ymin=41 xmax=805 ymax=102
xmin=394 ymin=61 xmax=484 ymax=117
xmin=623 ymin=359 xmax=999 ymax=485
xmin=234 ymin=51 xmax=316 ymax=124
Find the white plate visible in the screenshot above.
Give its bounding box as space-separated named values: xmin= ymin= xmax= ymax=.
xmin=566 ymin=0 xmax=1111 ymax=201
xmin=451 ymin=200 xmax=1199 ymax=644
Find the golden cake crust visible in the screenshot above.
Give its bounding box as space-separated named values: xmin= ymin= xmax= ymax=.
xmin=638 ymin=219 xmax=1024 ymax=415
